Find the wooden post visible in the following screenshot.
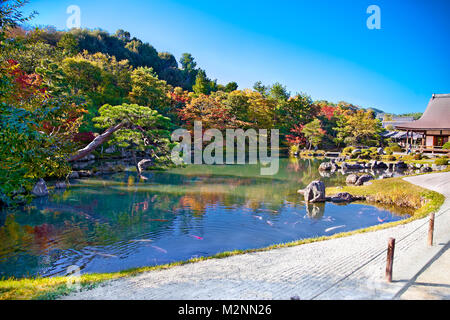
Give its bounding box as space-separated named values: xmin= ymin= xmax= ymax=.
xmin=428 ymin=212 xmax=435 ymax=246
xmin=386 ymin=238 xmax=395 ymax=282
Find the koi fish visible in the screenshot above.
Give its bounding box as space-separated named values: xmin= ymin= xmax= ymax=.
xmin=266 ymin=220 xmax=274 ymax=226
xmin=189 ymin=235 xmax=204 ymax=240
xmin=130 ymin=239 xmax=153 ymax=243
xmin=253 ymin=215 xmax=263 ymax=220
xmin=325 ymin=225 xmax=346 ymax=233
xmin=377 ymin=217 xmax=387 ymax=223
xmin=151 ymin=245 xmax=168 ymax=254
xmin=93 ymin=252 xmax=118 ymax=258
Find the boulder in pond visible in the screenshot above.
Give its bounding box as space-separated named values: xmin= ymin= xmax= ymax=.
xmin=31 ymin=179 xmax=49 ymax=197
xmin=327 ymin=192 xmax=365 ymax=203
xmin=318 ymin=162 xmax=333 ymax=171
xmin=420 ymin=166 xmax=432 ymax=173
xmin=355 ymin=174 xmax=373 ymax=186
xmin=68 ymin=171 xmax=79 ymax=179
xmin=302 ymin=180 xmax=326 ymax=203
xmin=395 ymin=161 xmax=408 ymax=170
xmin=55 ymin=181 xmax=67 ymax=189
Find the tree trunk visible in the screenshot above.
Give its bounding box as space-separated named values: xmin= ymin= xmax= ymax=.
xmin=69 ymin=122 xmax=124 ymax=162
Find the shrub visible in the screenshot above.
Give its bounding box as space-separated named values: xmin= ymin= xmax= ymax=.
xmin=384 ymin=147 xmax=393 ymax=155
xmin=435 ymin=157 xmax=449 ymax=166
xmin=388 ymin=143 xmax=402 ymax=152
xmin=413 ymin=153 xmax=423 ymax=160
xmin=289 ymin=145 xmax=300 ymax=155
xmin=343 ymin=146 xmax=354 ymax=154
xmin=443 ymin=142 xmax=450 ymax=150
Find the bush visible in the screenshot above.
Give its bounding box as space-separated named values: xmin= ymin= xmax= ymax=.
xmin=443 ymin=142 xmax=450 ymax=150
xmin=435 ymin=157 xmax=449 ymax=166
xmin=413 ymin=153 xmax=423 ymax=160
xmin=289 ymin=145 xmax=300 ymax=155
xmin=384 ymin=147 xmax=393 ymax=155
xmin=388 ymin=143 xmax=402 ymax=152
xmin=343 ymin=146 xmax=355 ymax=154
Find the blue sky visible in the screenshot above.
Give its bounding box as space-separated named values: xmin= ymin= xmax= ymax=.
xmin=24 ymin=0 xmax=450 ymax=114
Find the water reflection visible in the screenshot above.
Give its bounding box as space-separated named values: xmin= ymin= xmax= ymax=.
xmin=0 ymin=158 xmax=412 ymax=278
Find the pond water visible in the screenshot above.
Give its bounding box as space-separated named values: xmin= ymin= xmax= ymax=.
xmin=0 ymin=158 xmax=412 ymax=279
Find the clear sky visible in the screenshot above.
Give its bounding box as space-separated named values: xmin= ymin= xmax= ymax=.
xmin=24 ymin=0 xmax=450 ymax=114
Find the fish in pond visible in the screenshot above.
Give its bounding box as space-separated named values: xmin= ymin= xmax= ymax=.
xmin=377 ymin=216 xmax=387 ymax=223
xmin=325 ymin=225 xmax=346 ymax=233
xmin=266 ymin=220 xmax=274 ymax=226
xmin=151 ymin=245 xmax=168 ymax=254
xmin=253 ymin=215 xmax=263 ymax=220
xmin=130 ymin=239 xmax=153 ymax=243
xmin=189 ymin=235 xmax=204 ymax=240
xmin=93 ymin=252 xmax=118 ymax=258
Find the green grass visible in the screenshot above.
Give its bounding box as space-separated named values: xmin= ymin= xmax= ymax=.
xmin=0 ymin=176 xmax=445 ymax=300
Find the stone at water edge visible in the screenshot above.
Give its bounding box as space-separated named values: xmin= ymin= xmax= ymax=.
xmin=346 ymin=174 xmax=359 ymax=185
xmin=355 ymin=174 xmax=374 ymax=186
xmin=55 ymin=181 xmax=67 ymax=189
xmin=302 ymin=180 xmax=326 ymax=203
xmin=327 ymin=192 xmax=365 ymax=203
xmin=31 ymin=179 xmax=49 ymax=197
xmin=318 ymin=162 xmax=332 ymax=171
xmin=68 ymin=171 xmax=80 ymax=179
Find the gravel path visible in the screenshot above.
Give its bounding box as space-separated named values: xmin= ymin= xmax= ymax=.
xmin=63 ymin=172 xmax=450 ymax=300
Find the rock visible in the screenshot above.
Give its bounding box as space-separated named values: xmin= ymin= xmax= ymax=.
xmin=420 ymin=166 xmax=432 ymax=173
xmin=78 ymin=154 xmax=95 ymax=162
xmin=380 ymin=173 xmax=393 ymax=179
xmin=105 ymin=145 xmax=117 ymax=154
xmin=377 ymin=147 xmax=384 ymax=155
xmin=327 ymin=192 xmax=365 ymax=203
xmin=55 ymin=181 xmax=67 ymax=189
xmin=341 ymin=162 xmax=363 ymax=171
xmin=355 ymin=174 xmax=373 ymax=186
xmin=302 ymin=180 xmax=326 ymax=203
xmin=78 ymin=170 xmax=93 ymax=177
xmin=346 ymin=174 xmax=359 ymax=185
xmin=352 ymin=149 xmax=362 ymax=155
xmin=370 ymin=161 xmax=387 ymax=170
xmin=318 ymin=162 xmax=333 ymax=171
xmin=395 ymin=161 xmax=408 ymax=170
xmin=68 ymin=171 xmax=79 ymax=179
xmin=31 ymin=179 xmax=49 ymax=197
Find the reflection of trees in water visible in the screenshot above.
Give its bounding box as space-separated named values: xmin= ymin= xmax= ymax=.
xmin=305 ymin=203 xmax=325 ymax=220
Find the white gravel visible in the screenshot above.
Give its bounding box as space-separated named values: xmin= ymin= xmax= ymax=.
xmin=62 ymin=172 xmax=450 ymax=300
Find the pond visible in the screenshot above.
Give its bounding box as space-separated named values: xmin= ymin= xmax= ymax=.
xmin=0 ymin=158 xmax=412 ymax=279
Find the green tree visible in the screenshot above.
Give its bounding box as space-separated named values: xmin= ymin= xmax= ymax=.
xmin=57 ymin=33 xmax=78 ymax=56
xmin=128 ymin=66 xmax=170 ymax=115
xmin=334 ymin=109 xmax=384 ymax=146
xmin=302 ymin=119 xmax=326 ymax=149
xmin=269 ymin=82 xmax=290 ymax=101
xmin=224 ymin=81 xmax=238 ymax=92
xmin=192 ymin=69 xmax=211 ymax=95
xmin=253 ymin=81 xmax=268 ymax=96
xmin=93 ymin=103 xmax=174 ymax=179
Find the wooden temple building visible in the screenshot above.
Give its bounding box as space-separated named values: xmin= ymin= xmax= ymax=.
xmin=395 ymin=94 xmax=450 ymax=153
